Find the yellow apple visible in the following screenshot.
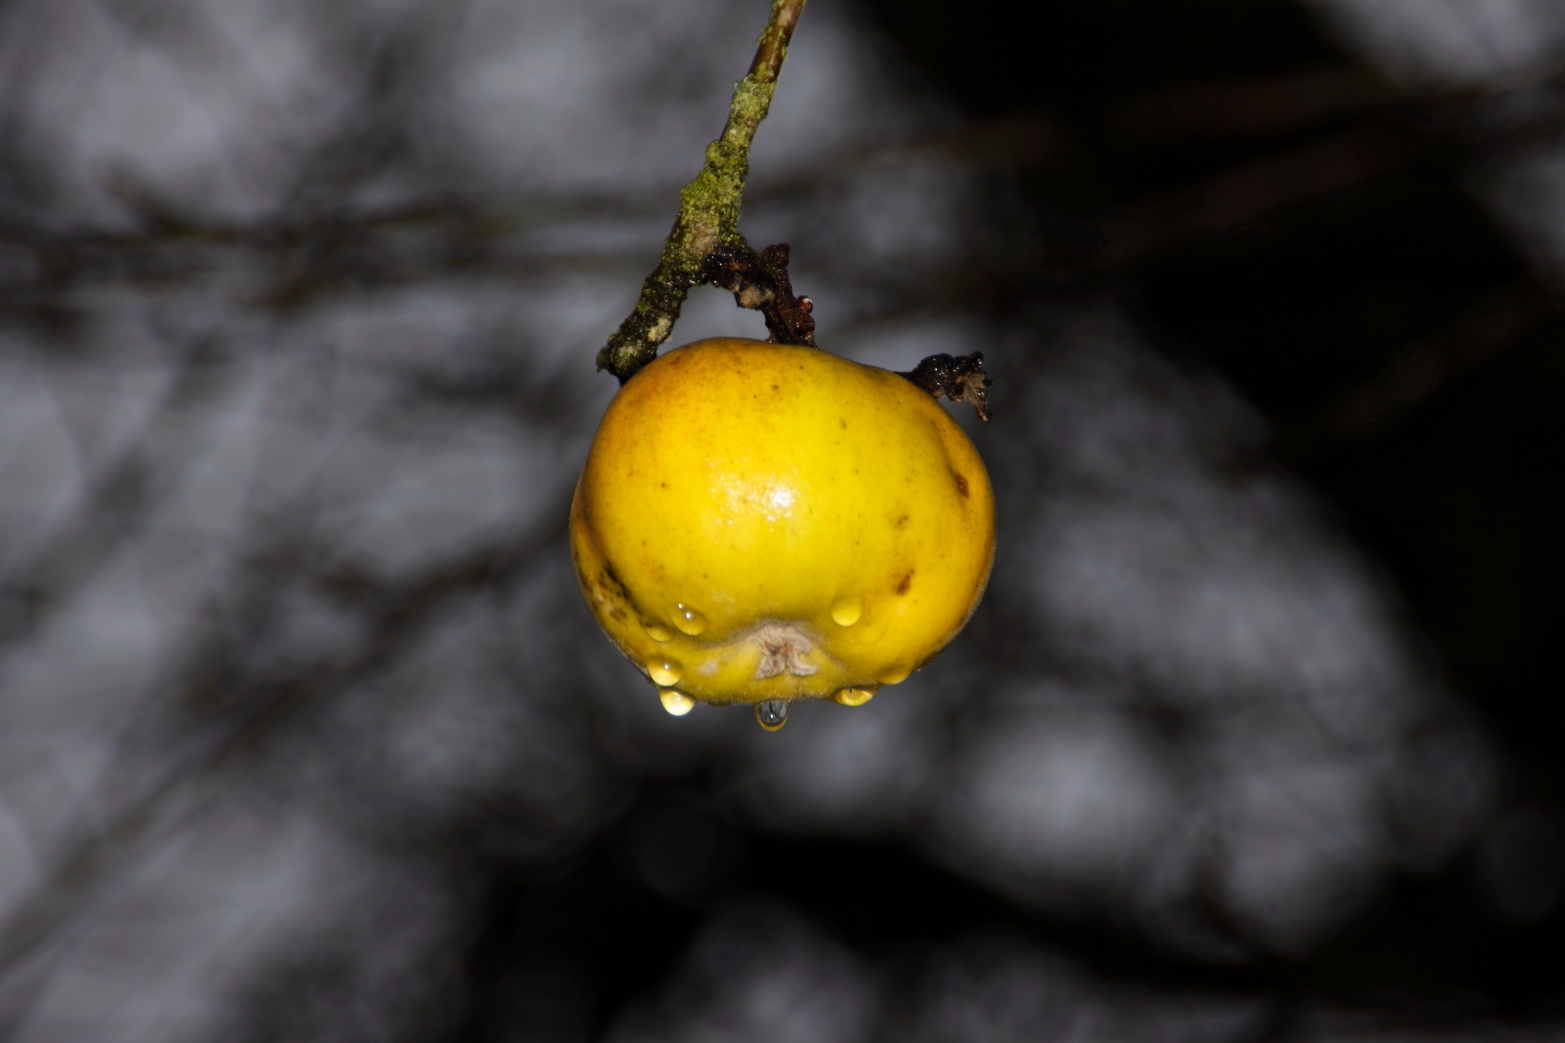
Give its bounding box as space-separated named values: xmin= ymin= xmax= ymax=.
xmin=570 ymin=337 xmax=994 ymax=728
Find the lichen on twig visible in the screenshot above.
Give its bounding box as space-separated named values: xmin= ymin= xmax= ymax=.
xmin=596 ymin=0 xmax=810 ymax=383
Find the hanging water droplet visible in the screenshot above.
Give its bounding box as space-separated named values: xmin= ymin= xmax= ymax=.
xmin=644 ymin=621 xmax=674 ymax=642
xmin=755 ymin=699 xmax=789 ymax=731
xmin=877 ymin=664 xmax=911 ymax=685
xmin=833 ymin=686 xmax=878 ymax=707
xmin=829 ymin=597 xmax=863 ymax=627
xmin=659 ymin=689 xmax=696 ymax=716
xmin=672 ymin=604 xmax=707 ymax=636
xmin=646 ymin=657 xmax=684 ymax=686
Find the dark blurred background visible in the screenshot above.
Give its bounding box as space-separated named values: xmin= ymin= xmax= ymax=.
xmin=1 ymin=0 xmax=1562 ymax=1039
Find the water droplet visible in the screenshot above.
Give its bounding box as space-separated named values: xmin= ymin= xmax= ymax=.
xmin=659 ymin=689 xmax=696 ymax=716
xmin=646 ymin=657 xmax=684 ymax=686
xmin=829 ymin=597 xmax=862 ymax=627
xmin=878 ymin=664 xmax=911 ymax=685
xmin=672 ymin=604 xmax=707 ymax=636
xmin=644 ymin=622 xmax=674 ymax=642
xmin=755 ymin=699 xmax=789 ymax=731
xmin=833 ymin=686 xmax=878 ymax=707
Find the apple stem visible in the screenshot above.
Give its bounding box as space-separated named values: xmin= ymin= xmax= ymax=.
xmin=703 ymin=242 xmax=817 ymax=348
xmin=596 ymin=0 xmax=809 ymax=384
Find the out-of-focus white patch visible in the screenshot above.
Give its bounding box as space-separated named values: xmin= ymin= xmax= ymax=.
xmin=424 ymin=0 xmax=928 ymax=199
xmin=1214 ymin=744 xmax=1385 ymax=950
xmin=935 ymin=705 xmax=1177 ymax=887
xmin=908 ymin=316 xmax=1481 ymax=953
xmin=736 ymin=678 xmax=936 ymax=834
xmin=0 ymin=0 xmax=366 ymax=223
xmin=363 ymin=598 xmax=606 ymax=850
xmin=1024 ymin=325 xmax=1422 ymax=736
xmin=749 ymin=3 xmax=939 ymax=170
xmin=821 ymin=163 xmax=977 ymax=278
xmin=0 ymin=364 xmax=91 ymax=570
xmin=1323 ymin=0 xmax=1565 ymax=321
xmin=1 ymin=550 xmax=167 ymax=734
xmin=157 ymin=359 xmax=265 ymax=538
xmin=1471 ymin=143 xmax=1565 ymax=286
xmin=0 ymin=797 xmax=46 ymax=912
xmin=1304 ymin=0 xmax=1565 ymax=85
xmin=422 ymin=0 xmax=756 ymax=195
xmin=1034 ymin=493 xmax=1416 ymax=740
xmin=11 ymin=803 xmax=456 ymax=1043
xmin=839 ymin=316 xmax=990 ymax=374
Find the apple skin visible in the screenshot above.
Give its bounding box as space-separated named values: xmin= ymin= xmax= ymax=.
xmin=571 ymin=338 xmax=995 ymax=709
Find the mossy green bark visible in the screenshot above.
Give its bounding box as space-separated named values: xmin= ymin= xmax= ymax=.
xmin=596 ymin=0 xmax=804 ymax=382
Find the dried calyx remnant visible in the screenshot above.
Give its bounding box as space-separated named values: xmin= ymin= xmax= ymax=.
xmin=900 ymin=352 xmax=993 ymax=422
